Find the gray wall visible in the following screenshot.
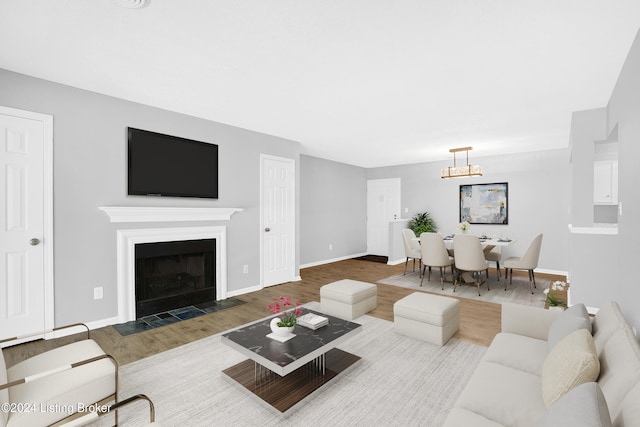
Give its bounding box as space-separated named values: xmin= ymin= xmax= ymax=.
xmin=569 ymin=108 xmax=607 ymax=227
xmin=366 ymin=149 xmax=571 ymax=273
xmin=299 ymin=155 xmax=367 ymax=265
xmin=603 ymin=27 xmax=640 ymax=332
xmin=567 ymin=27 xmax=640 ymax=334
xmin=0 ymin=68 xmax=301 ymax=326
xmin=300 ymin=149 xmax=570 ymax=273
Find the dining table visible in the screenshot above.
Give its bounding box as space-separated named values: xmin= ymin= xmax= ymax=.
xmin=442 ymin=234 xmax=516 ymax=255
xmin=415 ymin=234 xmax=517 ymax=284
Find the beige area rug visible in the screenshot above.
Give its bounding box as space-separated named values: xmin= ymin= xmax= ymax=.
xmin=89 ymin=303 xmax=486 ymax=427
xmin=380 ymin=270 xmax=548 ymax=307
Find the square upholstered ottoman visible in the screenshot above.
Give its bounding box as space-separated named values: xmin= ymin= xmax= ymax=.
xmin=393 ymin=292 xmax=460 ymax=345
xmin=320 ymin=279 xmax=377 ymax=320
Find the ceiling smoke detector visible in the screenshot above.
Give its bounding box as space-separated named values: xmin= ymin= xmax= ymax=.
xmin=115 ymin=0 xmax=150 ymax=9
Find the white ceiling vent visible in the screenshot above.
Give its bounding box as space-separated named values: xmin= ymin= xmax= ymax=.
xmin=115 ymin=0 xmax=150 ymax=9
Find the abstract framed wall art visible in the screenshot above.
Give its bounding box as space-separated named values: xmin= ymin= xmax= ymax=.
xmin=459 ymin=182 xmax=508 ymax=224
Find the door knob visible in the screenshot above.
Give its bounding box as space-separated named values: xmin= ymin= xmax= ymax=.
xmin=30 ymin=238 xmax=41 ymax=246
xmin=265 ymin=227 xmax=271 ymax=232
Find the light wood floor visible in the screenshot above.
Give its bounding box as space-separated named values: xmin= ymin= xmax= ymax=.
xmin=3 ymin=259 xmax=563 ymax=367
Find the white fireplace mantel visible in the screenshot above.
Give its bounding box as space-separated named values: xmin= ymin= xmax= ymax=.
xmin=99 ymin=206 xmax=243 ymax=223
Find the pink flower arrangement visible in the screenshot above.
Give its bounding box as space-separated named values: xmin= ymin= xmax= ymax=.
xmin=268 ymin=296 xmax=302 ymax=327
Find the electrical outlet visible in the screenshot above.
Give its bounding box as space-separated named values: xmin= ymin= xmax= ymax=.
xmin=329 ymin=244 xmax=333 ymax=251
xmin=94 ymin=286 xmax=103 ymax=300
xmin=243 ymin=264 xmax=249 ymax=274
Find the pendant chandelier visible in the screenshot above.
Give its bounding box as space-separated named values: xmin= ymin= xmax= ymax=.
xmin=441 ymin=146 xmax=483 ymax=179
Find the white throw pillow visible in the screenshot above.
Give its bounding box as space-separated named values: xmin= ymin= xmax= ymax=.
xmin=542 ymin=328 xmax=600 ymax=407
xmin=547 ymin=303 xmax=592 ymax=351
xmin=537 ymin=382 xmax=612 ymax=427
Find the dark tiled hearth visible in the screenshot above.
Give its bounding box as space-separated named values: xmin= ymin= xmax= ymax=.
xmin=112 ymin=297 xmax=246 ymax=336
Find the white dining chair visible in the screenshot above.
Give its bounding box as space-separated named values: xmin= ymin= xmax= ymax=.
xmin=419 ymin=232 xmax=455 ymax=289
xmin=484 ymin=246 xmax=502 ymax=280
xmin=453 ymin=234 xmax=490 ymax=296
xmin=504 ymin=233 xmax=543 ymax=294
xmin=401 ymin=228 xmax=422 ymax=276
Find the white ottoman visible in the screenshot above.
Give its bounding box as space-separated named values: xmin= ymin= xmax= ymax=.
xmin=393 ymin=292 xmax=460 ymax=345
xmin=320 ymin=279 xmax=377 ymax=320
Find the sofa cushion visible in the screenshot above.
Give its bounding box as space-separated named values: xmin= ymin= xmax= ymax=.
xmin=613 ymin=383 xmax=640 ymax=427
xmin=482 ymin=332 xmax=548 ymax=376
xmin=454 ymin=361 xmax=547 ymax=426
xmin=592 ymin=301 xmax=627 ymax=354
xmin=597 ymin=326 xmax=640 ymax=421
xmin=542 ymin=329 xmax=600 ymax=407
xmin=537 ymin=382 xmax=612 ymax=427
xmin=547 ymin=303 xmax=592 ymax=351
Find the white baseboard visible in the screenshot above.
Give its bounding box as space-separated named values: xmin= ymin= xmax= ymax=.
xmin=300 ymin=252 xmax=368 ymax=269
xmin=535 ymin=268 xmax=569 ymax=277
xmin=227 ymin=284 xmax=262 ymax=297
xmin=387 ymin=258 xmax=407 ymax=266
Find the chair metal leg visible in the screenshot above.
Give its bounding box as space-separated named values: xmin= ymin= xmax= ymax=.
xmin=420 ymin=265 xmax=426 ymax=286
xmin=529 ymin=269 xmax=536 ymax=294
xmin=531 ymin=270 xmax=537 ymax=288
xmin=403 ymin=257 xmax=409 ymax=275
xmin=440 ymin=267 xmax=444 ymax=290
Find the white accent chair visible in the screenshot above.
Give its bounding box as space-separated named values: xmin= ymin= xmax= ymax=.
xmin=0 ymin=324 xmax=118 ymax=427
xmin=420 ymin=232 xmax=454 ymax=289
xmin=453 ymin=234 xmax=490 ymax=296
xmin=504 ymin=233 xmax=543 ymax=294
xmin=401 ymin=228 xmax=422 ymax=276
xmin=62 ymin=394 xmax=159 ymax=426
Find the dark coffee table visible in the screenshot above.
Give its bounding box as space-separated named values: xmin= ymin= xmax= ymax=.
xmin=221 ymin=308 xmax=362 ymax=413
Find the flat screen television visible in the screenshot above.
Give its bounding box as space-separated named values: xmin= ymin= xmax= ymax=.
xmin=128 ymin=127 xmax=219 ymax=199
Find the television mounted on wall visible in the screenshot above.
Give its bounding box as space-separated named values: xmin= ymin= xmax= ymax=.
xmin=127 ymin=127 xmax=219 ymax=199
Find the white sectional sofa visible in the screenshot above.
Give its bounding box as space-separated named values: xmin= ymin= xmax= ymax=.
xmin=443 ymin=301 xmax=640 ymax=427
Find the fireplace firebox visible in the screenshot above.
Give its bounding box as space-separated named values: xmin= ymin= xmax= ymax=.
xmin=135 ymin=239 xmax=216 ymax=318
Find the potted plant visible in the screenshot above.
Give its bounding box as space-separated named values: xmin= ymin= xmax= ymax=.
xmin=408 ymin=212 xmax=437 ymax=236
xmin=268 ymin=296 xmax=302 ymax=336
xmin=543 ymin=281 xmax=567 ymax=310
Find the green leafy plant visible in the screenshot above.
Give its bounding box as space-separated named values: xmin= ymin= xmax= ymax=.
xmin=408 ymin=211 xmax=437 ymax=236
xmin=544 ymin=293 xmax=567 ymax=308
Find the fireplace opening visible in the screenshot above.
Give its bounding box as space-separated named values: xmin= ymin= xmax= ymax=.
xmin=135 ymin=239 xmax=216 ymax=318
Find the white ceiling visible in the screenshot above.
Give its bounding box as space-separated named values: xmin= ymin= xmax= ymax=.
xmin=1 ymin=1 xmax=639 ymax=167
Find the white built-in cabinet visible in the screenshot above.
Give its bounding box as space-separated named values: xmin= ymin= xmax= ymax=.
xmin=594 ymin=160 xmax=618 ymax=204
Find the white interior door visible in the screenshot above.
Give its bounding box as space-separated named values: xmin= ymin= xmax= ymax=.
xmin=367 ymin=178 xmax=401 ymax=256
xmin=0 ymin=106 xmax=53 ymax=343
xmin=261 ymin=155 xmax=295 ymax=287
